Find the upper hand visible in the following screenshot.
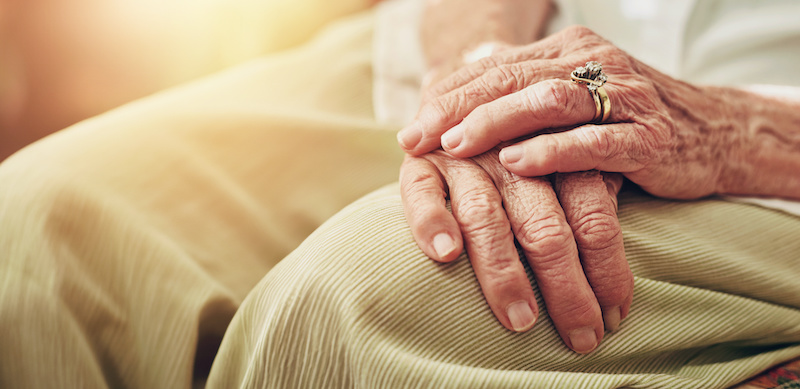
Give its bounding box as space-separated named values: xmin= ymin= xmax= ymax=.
xmin=398 ymin=25 xmax=742 ymax=199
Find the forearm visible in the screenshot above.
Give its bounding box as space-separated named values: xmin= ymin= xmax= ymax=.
xmin=716 ymin=87 xmax=800 ymax=199
xmin=421 ymin=0 xmax=552 ymax=72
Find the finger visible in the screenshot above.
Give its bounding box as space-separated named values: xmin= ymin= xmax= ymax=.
xmin=440 ymin=79 xmax=599 ymax=158
xmin=500 ymin=123 xmax=647 ymax=177
xmin=426 ymin=152 xmax=539 ymax=333
xmin=399 ymin=26 xmax=608 ymax=156
xmin=473 ymin=154 xmax=604 ymax=354
xmin=399 ymin=155 xmax=463 ymax=262
xmin=421 ymin=31 xmax=576 ymax=105
xmin=554 ymin=171 xmax=633 ymax=332
xmin=603 ymin=173 xmax=625 ymax=212
xmin=398 ymin=63 xmax=572 ymax=156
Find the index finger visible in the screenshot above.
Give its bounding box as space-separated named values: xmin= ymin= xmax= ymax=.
xmin=440 ymin=79 xmax=597 ymax=158
xmin=400 ymin=155 xmax=464 ymax=263
xmin=424 ymin=152 xmax=540 ymax=333
xmin=399 ymin=61 xmax=572 ymax=156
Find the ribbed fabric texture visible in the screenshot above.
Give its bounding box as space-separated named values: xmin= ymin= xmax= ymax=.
xmin=208 ymin=185 xmax=800 ymax=389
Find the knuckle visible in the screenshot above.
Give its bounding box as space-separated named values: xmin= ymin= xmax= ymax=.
xmin=400 ymin=165 xmax=439 ymax=195
xmin=560 ymin=25 xmax=615 ymax=59
xmin=626 ymin=123 xmax=660 ymax=163
xmin=473 ymin=55 xmax=501 ymax=74
xmin=453 ymin=187 xmax=518 ymax=252
xmin=452 ymin=61 xmax=490 ymax=87
xmin=454 ymin=188 xmax=505 ymax=230
xmin=481 ymin=256 xmax=525 ymax=285
xmin=501 ymin=63 xmax=532 ymax=92
xmin=405 ymin=192 xmax=440 ymax=219
xmin=424 ymin=96 xmax=456 ymax=129
xmin=400 ymin=172 xmax=444 ymax=216
xmin=571 ymin=210 xmax=622 ymax=252
xmin=541 ymin=136 xmax=563 ymax=172
xmin=576 ymin=128 xmax=614 ymax=163
xmin=563 ymin=24 xmax=596 ymax=39
xmin=421 ymin=87 xmax=442 ymax=106
xmin=594 ymin=129 xmax=615 ymax=159
xmin=516 ymin=211 xmax=573 ymax=259
xmin=552 ymin=297 xmax=600 ymax=324
xmin=465 ymin=104 xmax=498 ymax=139
xmin=525 ymin=80 xmax=571 ymax=119
xmin=426 ymin=57 xmax=500 ymax=102
xmin=479 ymin=66 xmax=517 ymax=99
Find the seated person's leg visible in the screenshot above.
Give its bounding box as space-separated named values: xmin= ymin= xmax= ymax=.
xmin=209 ymin=184 xmax=800 ymax=388
xmin=0 ymin=0 xmax=376 ymax=161
xmin=0 ymin=10 xmax=401 ymax=388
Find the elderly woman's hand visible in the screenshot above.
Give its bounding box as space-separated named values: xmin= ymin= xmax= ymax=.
xmin=398 ymin=25 xmax=800 ymax=200
xmin=402 ymin=9 xmax=638 ymax=353
xmin=401 ymin=149 xmax=631 ymax=354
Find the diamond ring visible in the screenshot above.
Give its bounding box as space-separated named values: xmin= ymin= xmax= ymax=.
xmin=571 ymin=61 xmax=611 ymax=123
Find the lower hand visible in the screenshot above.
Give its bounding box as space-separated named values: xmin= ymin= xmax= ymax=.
xmin=400 ymin=151 xmax=632 ymax=353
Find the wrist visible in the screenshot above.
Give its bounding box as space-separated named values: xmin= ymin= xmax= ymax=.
xmin=421 ymin=0 xmax=551 ymax=71
xmin=715 ymin=87 xmax=800 ymax=199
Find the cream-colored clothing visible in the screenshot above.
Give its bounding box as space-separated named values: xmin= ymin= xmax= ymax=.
xmin=0 ymin=10 xmax=402 ymax=387
xmin=0 ymin=6 xmax=799 ymax=389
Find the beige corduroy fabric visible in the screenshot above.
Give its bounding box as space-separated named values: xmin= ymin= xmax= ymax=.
xmin=207 ymin=183 xmax=800 ymax=389
xmin=0 ymin=8 xmax=798 ymax=389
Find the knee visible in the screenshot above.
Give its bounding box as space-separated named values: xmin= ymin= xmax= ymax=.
xmin=0 ymin=272 xmax=110 ymax=387
xmin=0 ymin=148 xmax=110 ymax=264
xmin=210 ymin=185 xmax=492 ymax=387
xmin=0 ymin=148 xmax=127 ymax=335
xmin=234 ymin=184 xmax=441 ymax=334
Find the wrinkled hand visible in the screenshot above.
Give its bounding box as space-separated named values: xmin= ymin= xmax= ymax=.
xmin=398 ymin=25 xmax=747 ymax=199
xmin=400 ymin=148 xmax=632 ymax=354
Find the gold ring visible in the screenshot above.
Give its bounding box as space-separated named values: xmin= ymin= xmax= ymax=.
xmin=571 ymin=61 xmax=611 ymax=124
xmin=589 ymin=88 xmax=602 ymax=122
xmin=596 ymin=85 xmax=610 ymax=123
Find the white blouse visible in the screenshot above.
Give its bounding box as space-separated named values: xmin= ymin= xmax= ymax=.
xmin=373 ymin=0 xmax=800 ymax=215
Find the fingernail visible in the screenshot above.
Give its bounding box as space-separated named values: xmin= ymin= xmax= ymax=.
xmin=500 ymin=145 xmax=523 ymax=164
xmin=441 ymin=124 xmax=464 ymax=150
xmin=432 ymin=233 xmax=457 ymax=260
xmin=603 ymin=306 xmax=622 ymax=332
xmin=568 ymin=327 xmax=598 ymax=354
xmin=506 ymin=301 xmax=536 ymax=332
xmin=397 ymin=122 xmax=422 ymax=150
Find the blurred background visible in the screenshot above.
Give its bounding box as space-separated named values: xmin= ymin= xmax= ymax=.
xmin=0 ymin=0 xmax=373 ymax=161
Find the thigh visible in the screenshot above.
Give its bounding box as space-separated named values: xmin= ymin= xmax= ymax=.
xmin=0 ymin=10 xmax=402 ymax=388
xmin=208 ymin=184 xmax=800 ymax=388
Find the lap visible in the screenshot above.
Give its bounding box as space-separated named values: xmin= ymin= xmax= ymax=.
xmin=209 ymin=184 xmax=800 ymax=388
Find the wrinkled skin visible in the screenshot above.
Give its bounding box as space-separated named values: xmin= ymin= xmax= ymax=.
xmin=401 ymin=18 xmax=635 ymax=353
xmin=398 ymin=25 xmax=798 ymax=200
xmin=400 ymin=150 xmax=630 ymax=353
xmin=400 ymin=23 xmax=800 ymax=353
